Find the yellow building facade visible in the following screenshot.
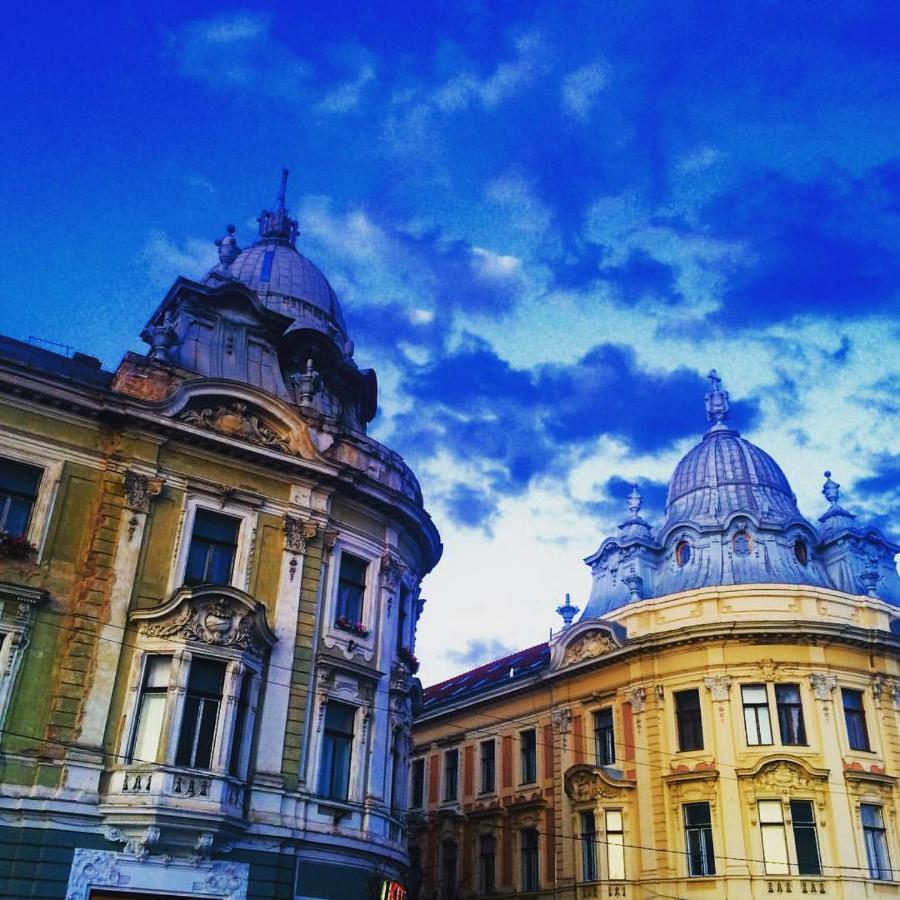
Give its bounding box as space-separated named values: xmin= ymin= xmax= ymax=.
xmin=410 ymin=376 xmax=900 ymax=900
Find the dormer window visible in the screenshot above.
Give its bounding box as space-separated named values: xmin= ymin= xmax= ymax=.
xmin=794 ymin=538 xmax=808 ymax=566
xmin=732 ymin=531 xmax=752 ymax=556
xmin=675 ymin=541 xmax=691 ymax=567
xmin=185 ymin=509 xmax=240 ymax=586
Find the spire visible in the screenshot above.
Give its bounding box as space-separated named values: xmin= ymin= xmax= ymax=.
xmin=704 ymin=368 xmax=731 ymax=431
xmin=257 ymin=168 xmax=299 ymax=246
xmin=555 ymin=593 xmax=580 ymax=630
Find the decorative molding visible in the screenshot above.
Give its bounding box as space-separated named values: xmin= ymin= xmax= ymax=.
xmin=133 ymin=585 xmax=276 ymax=659
xmin=283 ymin=515 xmax=318 ymax=554
xmin=562 ymin=628 xmax=619 ymax=666
xmin=380 ymin=551 xmax=407 ymax=594
xmin=65 ymin=848 xmax=249 ymax=900
xmin=703 ymin=675 xmax=732 ymax=702
xmin=624 ymin=686 xmax=646 ymax=714
xmin=551 ymin=707 xmax=572 ymax=734
xmin=809 ymin=672 xmax=838 ymax=701
xmin=123 ymin=470 xmax=165 ymax=513
xmin=564 ymin=764 xmax=635 ymax=802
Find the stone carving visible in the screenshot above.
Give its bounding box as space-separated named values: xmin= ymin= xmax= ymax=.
xmin=622 ymin=572 xmax=643 ymax=602
xmin=102 ymin=825 xmax=160 ymax=859
xmin=759 ymin=659 xmax=778 ymax=680
xmin=565 ymin=769 xmax=625 ymax=802
xmin=283 ymin=515 xmax=318 ymax=554
xmin=124 ymin=470 xmax=165 ymax=513
xmin=180 ymin=401 xmax=313 ymax=457
xmin=563 ymin=629 xmax=618 ymax=666
xmin=625 ymin=686 xmax=646 ymax=714
xmin=744 ymin=761 xmax=826 ymax=802
xmin=551 ymin=707 xmax=572 ymax=733
xmin=892 ymin=681 xmax=900 ymax=709
xmin=65 ymin=848 xmax=250 ymax=900
xmin=809 ymin=673 xmax=838 ymax=700
xmin=872 ymin=675 xmax=888 ymax=701
xmin=139 ymin=591 xmax=275 ymax=658
xmin=380 ymin=552 xmax=407 ymax=593
xmin=704 ymin=675 xmax=732 ymax=701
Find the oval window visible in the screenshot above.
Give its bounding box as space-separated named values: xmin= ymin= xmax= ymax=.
xmin=675 ymin=541 xmax=691 ymax=567
xmin=794 ymin=538 xmax=808 ymax=566
xmin=733 ymin=531 xmax=752 ymax=556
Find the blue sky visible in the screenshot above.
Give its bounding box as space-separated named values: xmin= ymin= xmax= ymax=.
xmin=2 ymin=2 xmax=899 ymax=682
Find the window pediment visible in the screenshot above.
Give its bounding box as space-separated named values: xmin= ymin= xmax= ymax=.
xmin=132 ymin=585 xmax=276 ymax=659
xmin=564 ymin=764 xmax=635 ymax=802
xmin=551 ymin=619 xmax=625 ymax=670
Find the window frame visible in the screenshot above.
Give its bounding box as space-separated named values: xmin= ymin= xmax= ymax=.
xmin=605 ymin=809 xmax=626 ymax=881
xmin=842 ymin=688 xmax=872 ymax=752
xmin=741 ymin=684 xmax=774 ymax=746
xmin=683 ymin=801 xmax=716 ymax=877
xmin=183 ymin=508 xmax=241 ymax=587
xmin=593 ymin=707 xmax=616 ymax=767
xmin=480 ymin=738 xmax=496 ymax=794
xmin=520 ymin=827 xmax=540 ymax=892
xmin=443 ymin=748 xmax=459 ymax=802
xmin=317 ymin=699 xmax=357 ymax=801
xmin=774 ymin=683 xmax=807 ymax=746
xmin=410 ymin=757 xmax=425 ymax=809
xmin=861 ymin=803 xmax=893 ymax=881
xmin=758 ymin=799 xmax=790 ymax=875
xmin=0 ymin=447 xmax=63 ymax=559
xmin=170 ymin=497 xmax=256 ymax=595
xmin=520 ymin=727 xmax=537 ymax=785
xmin=479 ymin=833 xmax=497 ymax=895
xmin=789 ymin=799 xmax=822 ymax=876
xmin=580 ymin=811 xmax=598 ymax=882
xmin=675 ymin=689 xmax=704 ymax=752
xmin=324 ymin=542 xmax=379 ymax=645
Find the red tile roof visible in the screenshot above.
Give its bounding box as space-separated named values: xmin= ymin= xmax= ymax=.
xmin=422 ymin=642 xmax=550 ymax=710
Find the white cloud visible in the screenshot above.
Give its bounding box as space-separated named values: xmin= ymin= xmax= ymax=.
xmin=562 ymin=59 xmax=608 ymax=121
xmin=316 ymin=62 xmax=377 ymax=113
xmin=471 ymin=246 xmax=521 ymax=279
xmin=142 ymin=231 xmax=217 ymax=288
xmin=170 ymin=10 xmax=312 ymax=98
xmin=486 ymin=175 xmax=554 ymax=236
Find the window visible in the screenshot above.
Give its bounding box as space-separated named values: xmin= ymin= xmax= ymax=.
xmin=443 ymin=749 xmax=458 ymax=801
xmin=606 ymin=809 xmax=626 ymax=880
xmin=521 ymin=828 xmax=540 ymax=891
xmin=733 ymin=531 xmax=752 ymax=555
xmin=0 ymin=458 xmax=42 ymax=538
xmin=479 ymin=834 xmax=496 ymax=895
xmin=775 ymin=684 xmax=807 ymax=745
xmin=790 ymin=800 xmax=821 ymax=876
xmin=861 ymin=804 xmax=892 ymax=880
xmin=520 ymin=728 xmax=537 ymax=784
xmin=581 ymin=812 xmax=598 ymax=882
xmin=742 ymin=685 xmax=773 ymax=746
xmin=129 ymin=655 xmax=171 ymax=764
xmin=684 ymin=802 xmax=715 ymax=876
xmin=758 ymin=800 xmax=789 ymax=875
xmin=175 ymin=658 xmax=226 ymax=769
xmin=410 ymin=757 xmax=425 ymax=808
xmin=228 ymin=669 xmax=252 ymax=778
xmin=185 ymin=509 xmax=240 ymax=586
xmin=594 ymin=708 xmax=615 ymax=766
xmin=335 ymin=553 xmax=367 ymax=625
xmin=675 ymin=689 xmax=704 ymax=751
xmin=675 ymin=541 xmax=691 ymax=566
xmin=480 ymin=740 xmax=495 ymax=794
xmin=794 ymin=538 xmax=808 ymax=566
xmin=442 ymin=840 xmax=457 ymax=896
xmin=318 ymin=701 xmax=355 ymax=800
xmin=843 ymin=688 xmax=871 ymax=751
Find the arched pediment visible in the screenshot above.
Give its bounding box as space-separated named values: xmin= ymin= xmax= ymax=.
xmin=155 ymin=379 xmax=323 ymax=460
xmin=131 ymin=584 xmax=277 ymax=658
xmin=736 ymin=755 xmax=829 ymax=791
xmin=550 ymin=618 xmax=625 ymax=670
xmin=564 ymin=764 xmax=635 ymax=802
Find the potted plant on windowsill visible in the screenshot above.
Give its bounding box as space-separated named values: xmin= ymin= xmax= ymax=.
xmin=396 ymin=646 xmax=419 ymax=674
xmin=335 ymin=615 xmax=370 ymax=638
xmin=0 ymin=531 xmax=40 ymax=585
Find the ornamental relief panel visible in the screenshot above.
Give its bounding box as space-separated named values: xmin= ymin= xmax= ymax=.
xmin=562 ymin=628 xmax=619 ymax=666
xmin=738 ymin=760 xmax=828 ymax=817
xmin=564 ymin=765 xmax=634 ymax=803
xmin=134 ymin=587 xmax=276 ymax=659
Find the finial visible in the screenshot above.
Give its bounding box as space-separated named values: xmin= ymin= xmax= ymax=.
xmin=627 ymin=485 xmax=642 ymax=517
xmin=257 ymin=168 xmax=299 ymax=246
xmin=818 ymin=469 xmax=856 ymax=525
xmin=704 ymin=368 xmax=730 ymax=429
xmin=214 ymin=224 xmax=240 ymax=269
xmin=555 ymin=592 xmax=580 ymax=630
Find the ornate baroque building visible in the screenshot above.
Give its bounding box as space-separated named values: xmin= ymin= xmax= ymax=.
xmin=0 ymin=172 xmax=440 ymax=899
xmin=410 ymin=374 xmax=900 ymax=900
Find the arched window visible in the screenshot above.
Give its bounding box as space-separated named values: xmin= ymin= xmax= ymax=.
xmin=794 ymin=538 xmax=808 ymax=566
xmin=675 ymin=541 xmax=691 ymax=567
xmin=733 ymin=531 xmax=752 ymax=556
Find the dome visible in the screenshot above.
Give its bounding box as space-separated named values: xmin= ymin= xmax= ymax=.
xmin=203 ymin=169 xmax=349 ymax=345
xmin=663 ymin=426 xmax=802 ymax=532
